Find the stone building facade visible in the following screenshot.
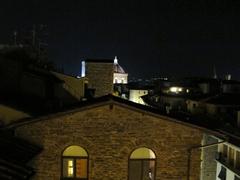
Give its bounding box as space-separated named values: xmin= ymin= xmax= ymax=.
xmin=85 ymin=59 xmax=114 ymax=97
xmin=13 ymin=96 xmax=217 ymax=180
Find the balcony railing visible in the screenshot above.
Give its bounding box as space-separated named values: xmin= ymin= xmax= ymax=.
xmin=216 ymin=153 xmax=240 ymax=177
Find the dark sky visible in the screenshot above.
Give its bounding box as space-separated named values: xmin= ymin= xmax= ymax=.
xmin=1 ymin=0 xmax=240 ymax=79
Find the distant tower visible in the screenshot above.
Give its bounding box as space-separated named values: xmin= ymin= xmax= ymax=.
xmin=113 ymin=56 xmax=128 ymax=84
xmin=114 ymin=56 xmax=118 ymax=64
xmin=213 ymin=65 xmax=217 ymax=79
xmin=81 ymin=61 xmax=86 ymax=77
xmin=85 ymin=59 xmax=114 ymax=97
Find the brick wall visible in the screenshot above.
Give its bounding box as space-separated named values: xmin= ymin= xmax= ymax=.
xmin=15 ymin=103 xmax=203 ymax=180
xmin=85 ymin=62 xmax=113 ymax=97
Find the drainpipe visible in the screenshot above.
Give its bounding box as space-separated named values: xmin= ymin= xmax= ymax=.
xmin=186 ymin=139 xmax=227 ymax=180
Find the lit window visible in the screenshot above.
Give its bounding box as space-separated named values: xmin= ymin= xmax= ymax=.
xmin=129 ymin=147 xmax=156 ymax=180
xmin=68 ymin=160 xmax=73 ymax=176
xmin=62 ymin=145 xmax=88 ymax=179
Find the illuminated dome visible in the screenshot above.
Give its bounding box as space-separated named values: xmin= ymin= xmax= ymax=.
xmin=114 ymin=56 xmax=125 ymax=73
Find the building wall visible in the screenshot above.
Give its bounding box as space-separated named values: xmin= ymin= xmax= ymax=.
xmin=129 ymin=89 xmax=148 ymax=105
xmin=113 ymin=73 xmax=128 ymax=84
xmin=160 ymin=96 xmax=186 ymax=111
xmin=20 ymin=73 xmax=46 ymax=98
xmin=186 ymin=100 xmax=205 ymax=115
xmin=222 ymin=84 xmax=240 ymax=93
xmin=52 ymin=72 xmax=87 ymax=101
xmin=200 ymin=134 xmax=218 ymax=180
xmin=216 ymin=163 xmax=237 ymax=180
xmin=216 ymin=143 xmax=240 ymax=180
xmin=85 ymin=62 xmax=114 ymax=97
xmin=15 ymin=104 xmax=204 ymax=180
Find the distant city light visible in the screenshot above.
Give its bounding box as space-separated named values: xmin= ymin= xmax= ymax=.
xmin=170 ymin=87 xmax=178 ymax=92
xmin=169 ymin=87 xmax=183 ymax=93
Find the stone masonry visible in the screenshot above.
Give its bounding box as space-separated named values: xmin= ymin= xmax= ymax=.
xmin=15 ymin=102 xmax=204 ymax=180
xmin=85 ymin=62 xmax=114 ymax=97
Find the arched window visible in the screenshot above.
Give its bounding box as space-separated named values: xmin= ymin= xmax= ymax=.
xmin=62 ymin=145 xmax=88 ymax=179
xmin=128 ymin=147 xmax=156 ymax=180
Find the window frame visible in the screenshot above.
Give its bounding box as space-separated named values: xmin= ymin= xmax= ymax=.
xmin=128 ymin=147 xmax=157 ymax=180
xmin=61 ymin=146 xmax=89 ymax=180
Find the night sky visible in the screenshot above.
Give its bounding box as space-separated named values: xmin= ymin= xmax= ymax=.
xmin=1 ymin=1 xmax=240 ymax=79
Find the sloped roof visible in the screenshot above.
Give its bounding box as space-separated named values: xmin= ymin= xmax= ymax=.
xmin=6 ymin=94 xmax=227 ymax=139
xmin=114 ymin=63 xmax=125 ymax=73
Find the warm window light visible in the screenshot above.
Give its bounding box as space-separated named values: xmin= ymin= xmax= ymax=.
xmin=62 ymin=146 xmax=88 ymax=179
xmin=68 ymin=160 xmax=74 ymax=176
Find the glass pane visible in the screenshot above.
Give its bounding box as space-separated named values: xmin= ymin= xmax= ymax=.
xmin=76 ymin=159 xmax=88 ymax=178
xmin=142 ymin=160 xmax=155 ymax=180
xmin=130 ymin=148 xmax=156 ymax=159
xmin=129 ymin=160 xmax=142 ymax=180
xmin=63 ymin=158 xmax=74 ymax=177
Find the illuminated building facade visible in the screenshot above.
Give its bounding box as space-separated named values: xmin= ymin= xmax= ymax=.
xmin=82 ymin=57 xmax=128 ymax=97
xmin=12 ymin=95 xmax=218 ymax=180
xmin=113 ymin=56 xmax=128 ymax=84
xmin=129 ymin=89 xmax=148 ymax=105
